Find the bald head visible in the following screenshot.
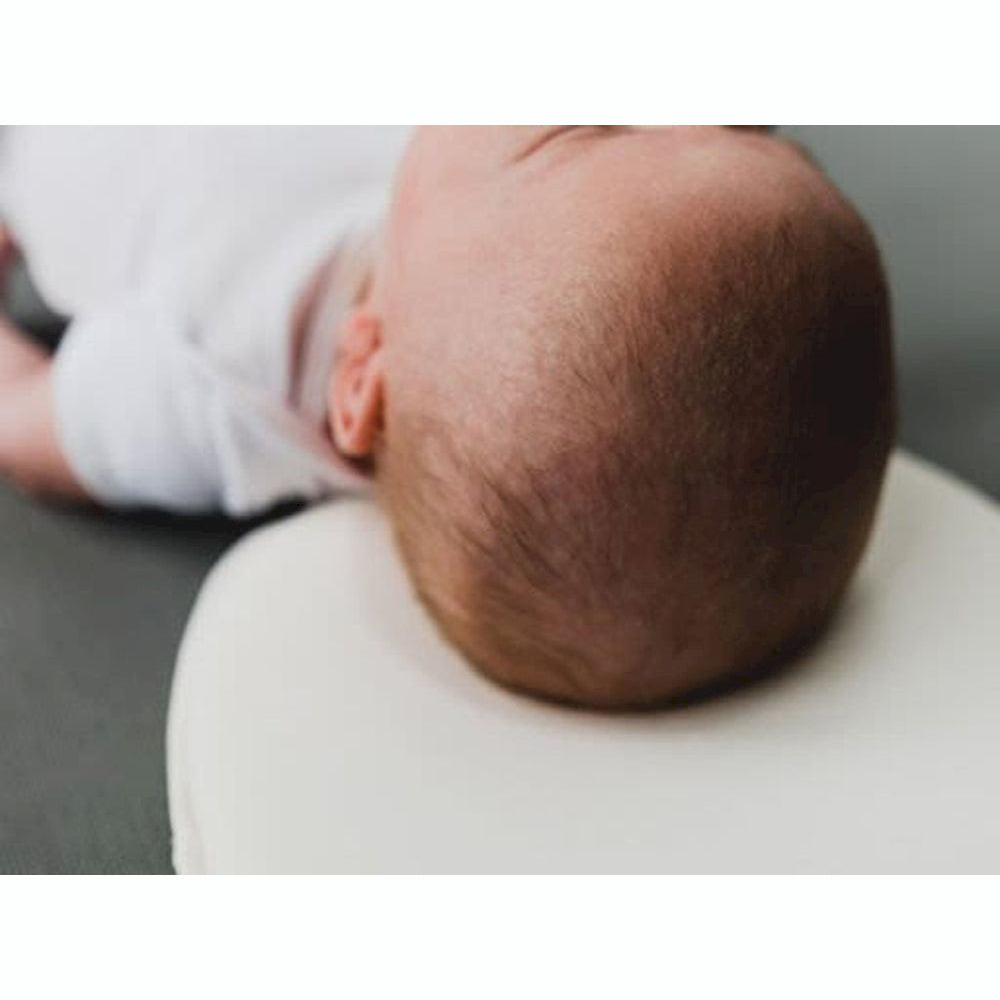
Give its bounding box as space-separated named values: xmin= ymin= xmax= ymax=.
xmin=367 ymin=127 xmax=895 ymax=709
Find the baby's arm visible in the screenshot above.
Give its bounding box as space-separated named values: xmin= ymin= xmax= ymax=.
xmin=2 ymin=222 xmax=348 ymax=516
xmin=1 ymin=225 xmax=85 ymax=498
xmin=0 ymin=315 xmax=89 ymax=500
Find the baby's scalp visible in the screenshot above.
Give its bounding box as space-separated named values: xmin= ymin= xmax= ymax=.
xmin=374 ymin=127 xmax=895 ymax=709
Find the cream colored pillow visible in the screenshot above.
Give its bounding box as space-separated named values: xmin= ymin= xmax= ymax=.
xmin=167 ymin=452 xmax=1000 ymax=873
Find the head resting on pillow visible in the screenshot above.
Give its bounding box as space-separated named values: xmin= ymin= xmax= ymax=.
xmin=328 ymin=126 xmax=896 ymax=709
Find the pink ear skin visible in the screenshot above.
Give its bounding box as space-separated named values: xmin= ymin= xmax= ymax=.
xmin=329 ymin=311 xmax=385 ymax=459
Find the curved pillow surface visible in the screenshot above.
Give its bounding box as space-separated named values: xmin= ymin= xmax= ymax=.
xmin=167 ymin=452 xmax=1000 ymax=873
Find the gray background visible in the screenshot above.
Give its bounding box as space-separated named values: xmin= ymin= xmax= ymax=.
xmin=0 ymin=127 xmax=997 ymax=874
xmin=789 ymin=126 xmax=999 ymax=498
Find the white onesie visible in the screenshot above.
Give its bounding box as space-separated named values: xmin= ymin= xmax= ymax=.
xmin=0 ymin=126 xmax=411 ymax=515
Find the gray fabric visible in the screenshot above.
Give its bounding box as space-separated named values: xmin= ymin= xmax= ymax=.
xmin=0 ymin=484 xmax=240 ymax=873
xmin=0 ymin=126 xmax=998 ymax=873
xmin=3 ymin=259 xmax=66 ymax=349
xmin=788 ymin=126 xmax=1000 ymax=499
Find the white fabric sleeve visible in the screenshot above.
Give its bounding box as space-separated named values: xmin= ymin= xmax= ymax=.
xmin=52 ymin=296 xmax=362 ymax=516
xmin=52 ymin=298 xmax=226 ymax=513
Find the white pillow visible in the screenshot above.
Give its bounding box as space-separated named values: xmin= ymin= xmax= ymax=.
xmin=167 ymin=452 xmax=1000 ymax=873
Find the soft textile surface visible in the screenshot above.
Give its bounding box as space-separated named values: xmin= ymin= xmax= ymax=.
xmin=0 ymin=483 xmax=239 ymax=873
xmin=168 ymin=452 xmax=1000 ymax=874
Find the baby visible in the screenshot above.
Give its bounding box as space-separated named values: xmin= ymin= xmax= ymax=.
xmin=0 ymin=126 xmax=896 ymax=709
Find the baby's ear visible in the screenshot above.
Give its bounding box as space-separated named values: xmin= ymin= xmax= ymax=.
xmin=329 ymin=309 xmax=384 ymax=458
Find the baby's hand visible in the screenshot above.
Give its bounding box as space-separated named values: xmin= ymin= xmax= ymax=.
xmin=0 ymin=324 xmax=88 ymax=501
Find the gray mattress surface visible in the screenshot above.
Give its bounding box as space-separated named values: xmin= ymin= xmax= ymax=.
xmin=1 ymin=126 xmax=998 ymax=873
xmin=0 ymin=488 xmax=240 ymax=872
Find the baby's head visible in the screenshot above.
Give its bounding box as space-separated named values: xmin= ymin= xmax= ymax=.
xmin=329 ymin=126 xmax=895 ymax=709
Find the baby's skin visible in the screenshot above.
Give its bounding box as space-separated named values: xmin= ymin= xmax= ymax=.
xmin=0 ymin=128 xmax=787 ymax=502
xmin=1 ymin=222 xmax=85 ymax=499
xmin=0 ymin=129 xmax=895 ymax=708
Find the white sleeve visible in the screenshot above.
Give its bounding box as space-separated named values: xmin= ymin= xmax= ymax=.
xmin=51 ymin=296 xmax=363 ymax=515
xmin=52 ymin=298 xmax=226 ymax=513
